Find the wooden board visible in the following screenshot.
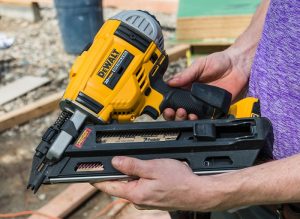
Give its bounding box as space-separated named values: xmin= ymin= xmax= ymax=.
xmin=0 ymin=0 xmax=32 ymax=6
xmin=103 ymin=0 xmax=178 ymax=14
xmin=115 ymin=204 xmax=171 ymax=219
xmin=177 ymin=15 xmax=253 ymax=40
xmin=0 ymin=76 xmax=49 ymax=105
xmin=176 ymin=0 xmax=260 ymax=41
xmin=0 ymin=92 xmax=63 ymax=132
xmin=0 ymin=0 xmax=50 ymax=5
xmin=0 ymin=0 xmax=178 ymax=13
xmin=28 ymin=183 xmax=97 ymax=219
xmin=0 ymin=1 xmax=41 ymax=21
xmin=191 ymin=45 xmax=230 ymax=55
xmin=167 ymin=44 xmax=190 ymax=62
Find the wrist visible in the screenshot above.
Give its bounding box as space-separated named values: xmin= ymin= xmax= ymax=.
xmin=223 ymin=0 xmax=270 ymax=80
xmin=226 ymin=44 xmax=256 ymax=79
xmin=189 ymin=174 xmax=238 ymax=211
xmin=191 ymin=173 xmax=249 ymax=212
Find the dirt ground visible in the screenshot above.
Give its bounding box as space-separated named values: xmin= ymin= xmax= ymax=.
xmin=0 ymin=5 xmax=184 ymax=218
xmin=0 ymin=111 xmax=67 ymax=215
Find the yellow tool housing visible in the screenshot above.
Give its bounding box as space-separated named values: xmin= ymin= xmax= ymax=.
xmin=62 ymin=19 xmax=166 ymax=123
xmin=229 ymin=97 xmax=260 ymax=118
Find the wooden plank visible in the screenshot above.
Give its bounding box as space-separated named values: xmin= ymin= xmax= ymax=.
xmin=167 ymin=44 xmax=190 ymax=62
xmin=191 ymin=45 xmax=230 ymax=55
xmin=176 ymin=15 xmax=253 ymax=40
xmin=103 ymin=0 xmax=178 ymax=14
xmin=0 ymin=0 xmax=50 ymax=5
xmin=0 ymin=1 xmax=42 ymax=21
xmin=1 ymin=0 xmax=178 ymax=13
xmin=171 ymin=39 xmax=233 ymax=47
xmin=0 ymin=0 xmax=53 ymax=8
xmin=168 ymin=37 xmax=234 ymax=49
xmin=115 ymin=204 xmax=171 ymax=219
xmin=0 ymin=0 xmax=31 ymax=6
xmin=0 ymin=76 xmax=49 ymax=105
xmin=0 ymin=92 xmax=63 ymax=132
xmin=176 ymin=0 xmax=259 ymax=41
xmin=28 ymin=183 xmax=97 ymax=219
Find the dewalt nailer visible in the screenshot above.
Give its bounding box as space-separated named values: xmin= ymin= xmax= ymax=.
xmin=28 ymin=11 xmax=272 ymax=193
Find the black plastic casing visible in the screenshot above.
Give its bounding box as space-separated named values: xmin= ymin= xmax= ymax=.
xmin=42 ymin=117 xmax=273 ymax=184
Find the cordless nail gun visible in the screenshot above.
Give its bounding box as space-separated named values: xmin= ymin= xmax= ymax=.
xmin=27 ymin=10 xmax=273 ymax=193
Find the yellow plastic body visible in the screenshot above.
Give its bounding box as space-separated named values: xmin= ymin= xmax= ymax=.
xmin=229 ymin=97 xmax=260 ymax=118
xmin=63 ymin=19 xmax=165 ymax=123
xmin=62 ymin=18 xmax=259 ymax=123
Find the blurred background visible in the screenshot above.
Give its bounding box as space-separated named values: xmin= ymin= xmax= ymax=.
xmin=0 ymin=0 xmax=259 ymax=218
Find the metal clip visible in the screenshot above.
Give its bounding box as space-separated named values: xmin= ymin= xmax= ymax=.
xmin=275 ymin=205 xmax=285 ymax=219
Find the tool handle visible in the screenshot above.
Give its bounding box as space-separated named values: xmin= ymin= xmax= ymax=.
xmin=160 ymin=83 xmax=232 ymax=119
xmin=147 ymin=53 xmax=232 ymax=119
xmin=162 ymin=87 xmax=211 ymax=118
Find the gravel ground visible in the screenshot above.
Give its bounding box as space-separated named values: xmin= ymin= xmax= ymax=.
xmin=0 ymin=6 xmax=185 ymax=216
xmin=0 ymin=9 xmax=75 ymax=116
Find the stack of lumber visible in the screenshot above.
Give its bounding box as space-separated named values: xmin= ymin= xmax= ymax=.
xmin=176 ymin=0 xmax=261 ymax=41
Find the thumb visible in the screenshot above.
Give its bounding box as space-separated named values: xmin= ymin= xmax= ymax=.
xmin=112 ymin=156 xmax=154 ymax=179
xmin=168 ymin=57 xmax=206 ymax=88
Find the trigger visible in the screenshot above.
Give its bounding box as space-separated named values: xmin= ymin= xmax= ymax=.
xmin=141 ymin=106 xmax=159 ymax=119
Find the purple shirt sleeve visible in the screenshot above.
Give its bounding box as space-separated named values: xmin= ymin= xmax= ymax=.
xmin=248 ymin=0 xmax=300 ymax=159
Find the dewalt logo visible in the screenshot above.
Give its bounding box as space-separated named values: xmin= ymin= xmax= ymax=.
xmin=98 ymin=49 xmax=120 ymax=78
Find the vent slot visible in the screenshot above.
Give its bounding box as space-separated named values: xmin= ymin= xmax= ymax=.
xmin=136 ymin=71 xmax=146 ymax=90
xmin=203 ymin=156 xmax=233 ymax=167
xmin=158 ymin=36 xmax=164 ymax=50
xmin=137 ymin=72 xmax=144 ymax=82
xmin=75 ymin=162 xmax=104 ymax=172
xmin=140 ymin=80 xmax=145 ymax=89
xmin=112 ymin=109 xmax=134 ymax=115
xmin=136 ymin=68 xmax=142 ymax=77
xmin=216 ymin=123 xmax=253 ymax=138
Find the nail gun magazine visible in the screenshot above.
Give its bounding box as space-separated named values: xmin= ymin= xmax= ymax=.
xmin=27 ymin=10 xmax=273 ymax=193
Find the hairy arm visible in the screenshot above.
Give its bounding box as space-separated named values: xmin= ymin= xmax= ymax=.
xmin=95 ymin=154 xmax=300 ymax=212
xmin=196 ymin=153 xmax=300 ymax=211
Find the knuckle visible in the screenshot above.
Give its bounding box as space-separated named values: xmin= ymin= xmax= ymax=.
xmin=126 ymin=158 xmax=138 ymax=175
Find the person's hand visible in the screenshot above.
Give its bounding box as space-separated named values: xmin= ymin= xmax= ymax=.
xmin=94 ymin=156 xmax=222 ymax=211
xmin=164 ymin=48 xmax=251 ymax=121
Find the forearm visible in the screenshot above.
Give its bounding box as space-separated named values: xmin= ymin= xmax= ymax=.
xmin=227 ymin=0 xmax=270 ymax=77
xmin=231 ymin=0 xmax=270 ymax=54
xmin=197 ymin=153 xmax=300 ymax=211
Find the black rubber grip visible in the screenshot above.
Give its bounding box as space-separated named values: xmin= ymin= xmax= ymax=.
xmin=162 ymin=88 xmax=214 ymax=119
xmin=148 ymin=52 xmax=231 ymax=119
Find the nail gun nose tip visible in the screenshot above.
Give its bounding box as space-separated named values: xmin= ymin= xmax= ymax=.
xmin=28 ymin=185 xmax=35 ymax=191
